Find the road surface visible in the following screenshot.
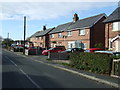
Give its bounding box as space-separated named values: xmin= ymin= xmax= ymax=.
xmin=2 ymin=49 xmax=114 ymax=89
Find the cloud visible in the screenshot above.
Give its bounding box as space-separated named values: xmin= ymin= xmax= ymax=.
xmin=0 ymin=2 xmax=117 ymax=20
xmin=0 ymin=0 xmax=119 ymax=2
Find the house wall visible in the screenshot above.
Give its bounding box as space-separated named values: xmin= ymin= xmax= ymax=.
xmin=105 ymin=22 xmax=120 ymax=51
xmin=30 ymin=37 xmax=44 ymax=47
xmin=49 ymin=28 xmax=91 ymax=49
xmin=90 ymin=16 xmax=106 ymax=48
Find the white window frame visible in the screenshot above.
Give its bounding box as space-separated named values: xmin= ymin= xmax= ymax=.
xmin=112 ymin=22 xmax=120 ymax=31
xmin=67 ymin=31 xmax=72 ymax=36
xmin=51 ymin=34 xmax=54 ymax=38
xmin=58 ymin=42 xmax=62 ymax=46
xmin=58 ymin=33 xmax=62 ymax=38
xmin=79 ymin=29 xmax=85 ymax=35
xmin=83 ymin=43 xmax=87 ymax=49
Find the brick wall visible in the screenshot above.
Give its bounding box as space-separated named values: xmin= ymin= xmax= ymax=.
xmin=90 ymin=16 xmax=106 ymax=48
xmin=105 ymin=22 xmax=120 ymax=51
xmin=49 ymin=28 xmax=91 ymax=49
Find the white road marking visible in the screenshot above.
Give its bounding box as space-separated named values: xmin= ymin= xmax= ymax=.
xmin=4 ymin=56 xmax=42 ymax=89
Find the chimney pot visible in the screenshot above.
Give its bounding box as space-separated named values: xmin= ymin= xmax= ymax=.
xmin=73 ymin=13 xmax=79 ymax=22
xmin=43 ymin=25 xmax=46 ymax=31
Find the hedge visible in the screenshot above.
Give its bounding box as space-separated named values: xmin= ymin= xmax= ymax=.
xmin=69 ymin=52 xmax=112 ymax=75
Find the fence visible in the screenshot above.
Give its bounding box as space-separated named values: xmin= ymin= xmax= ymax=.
xmin=48 ymin=52 xmax=69 ymax=60
xmin=25 ymin=49 xmax=43 ymax=55
xmin=111 ymin=59 xmax=120 ymax=78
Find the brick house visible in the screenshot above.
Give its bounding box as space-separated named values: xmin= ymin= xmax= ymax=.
xmin=29 ymin=31 xmax=41 ymax=46
xmin=49 ymin=13 xmax=106 ymax=49
xmin=29 ymin=26 xmax=55 ymax=48
xmin=103 ymin=7 xmax=120 ymax=52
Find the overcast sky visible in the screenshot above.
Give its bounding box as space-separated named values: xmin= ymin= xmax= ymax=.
xmin=0 ymin=1 xmax=119 ymax=40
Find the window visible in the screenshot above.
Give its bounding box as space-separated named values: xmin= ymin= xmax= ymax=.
xmin=54 ymin=48 xmax=62 ymax=50
xmin=58 ymin=33 xmax=62 ymax=38
xmin=83 ymin=43 xmax=87 ymax=49
xmin=79 ymin=29 xmax=85 ymax=35
xmin=112 ymin=22 xmax=120 ymax=31
xmin=58 ymin=42 xmax=62 ymax=46
xmin=51 ymin=34 xmax=54 ymax=38
xmin=68 ymin=31 xmax=72 ymax=36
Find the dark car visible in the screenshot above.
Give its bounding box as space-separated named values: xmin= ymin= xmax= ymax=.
xmin=62 ymin=48 xmax=84 ymax=53
xmin=13 ymin=46 xmax=23 ymax=52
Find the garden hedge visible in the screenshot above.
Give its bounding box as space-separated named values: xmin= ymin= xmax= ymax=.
xmin=69 ymin=52 xmax=113 ymax=75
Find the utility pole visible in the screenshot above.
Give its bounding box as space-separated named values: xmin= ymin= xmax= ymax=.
xmin=7 ymin=33 xmax=9 ymax=47
xmin=23 ymin=16 xmax=26 ymax=55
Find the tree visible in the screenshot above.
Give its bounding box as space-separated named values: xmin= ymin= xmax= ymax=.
xmin=2 ymin=38 xmax=14 ymax=46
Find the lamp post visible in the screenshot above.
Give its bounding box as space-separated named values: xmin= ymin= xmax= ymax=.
xmin=23 ymin=16 xmax=26 ymax=55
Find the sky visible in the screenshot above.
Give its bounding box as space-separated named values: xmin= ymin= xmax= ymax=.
xmin=0 ymin=1 xmax=119 ymax=40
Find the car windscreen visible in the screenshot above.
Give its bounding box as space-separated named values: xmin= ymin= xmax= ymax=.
xmin=49 ymin=48 xmax=54 ymax=50
xmin=54 ymin=48 xmax=63 ymax=50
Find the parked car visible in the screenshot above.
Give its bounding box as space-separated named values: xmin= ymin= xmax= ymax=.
xmin=28 ymin=46 xmax=43 ymax=51
xmin=11 ymin=44 xmax=18 ymax=47
xmin=13 ymin=46 xmax=24 ymax=52
xmin=62 ymin=48 xmax=84 ymax=53
xmin=42 ymin=47 xmax=66 ymax=55
xmin=95 ymin=50 xmax=120 ymax=57
xmin=85 ymin=48 xmax=104 ymax=53
xmin=26 ymin=46 xmax=44 ymax=55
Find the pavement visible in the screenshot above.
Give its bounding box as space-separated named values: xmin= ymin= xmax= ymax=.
xmin=4 ymin=50 xmax=120 ymax=88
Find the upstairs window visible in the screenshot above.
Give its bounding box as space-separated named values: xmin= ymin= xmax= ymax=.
xmin=58 ymin=33 xmax=62 ymax=38
xmin=67 ymin=31 xmax=72 ymax=36
xmin=79 ymin=29 xmax=85 ymax=35
xmin=112 ymin=22 xmax=120 ymax=31
xmin=51 ymin=34 xmax=54 ymax=38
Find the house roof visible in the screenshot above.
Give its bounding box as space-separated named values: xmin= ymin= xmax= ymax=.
xmin=35 ymin=27 xmax=55 ymax=37
xmin=49 ymin=13 xmax=106 ymax=34
xmin=29 ymin=31 xmax=41 ymax=38
xmin=103 ymin=7 xmax=120 ymax=23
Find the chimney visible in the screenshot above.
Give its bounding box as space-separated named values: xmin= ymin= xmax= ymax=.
xmin=43 ymin=25 xmax=46 ymax=31
xmin=73 ymin=13 xmax=79 ymax=22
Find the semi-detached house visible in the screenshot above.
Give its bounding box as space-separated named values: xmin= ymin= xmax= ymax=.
xmin=49 ymin=13 xmax=107 ymax=49
xmin=103 ymin=7 xmax=120 ymax=52
xmin=29 ymin=26 xmax=55 ymax=48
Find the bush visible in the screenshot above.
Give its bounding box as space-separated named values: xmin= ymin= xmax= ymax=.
xmin=69 ymin=52 xmax=112 ymax=75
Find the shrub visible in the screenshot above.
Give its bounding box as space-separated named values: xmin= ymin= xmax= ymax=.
xmin=94 ymin=43 xmax=104 ymax=48
xmin=69 ymin=52 xmax=112 ymax=75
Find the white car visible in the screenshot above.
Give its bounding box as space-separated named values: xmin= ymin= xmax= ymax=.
xmin=95 ymin=51 xmax=120 ymax=56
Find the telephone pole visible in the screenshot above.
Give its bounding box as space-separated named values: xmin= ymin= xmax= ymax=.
xmin=7 ymin=33 xmax=9 ymax=47
xmin=23 ymin=16 xmax=26 ymax=55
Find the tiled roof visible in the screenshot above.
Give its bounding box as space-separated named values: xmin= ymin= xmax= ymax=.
xmin=49 ymin=13 xmax=106 ymax=34
xmin=35 ymin=27 xmax=55 ymax=37
xmin=103 ymin=7 xmax=120 ymax=23
xmin=29 ymin=31 xmax=41 ymax=38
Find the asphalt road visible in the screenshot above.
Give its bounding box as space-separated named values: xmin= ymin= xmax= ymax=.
xmin=2 ymin=49 xmax=114 ymax=89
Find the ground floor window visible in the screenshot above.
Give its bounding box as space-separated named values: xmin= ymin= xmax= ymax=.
xmin=68 ymin=41 xmax=87 ymax=49
xmin=58 ymin=42 xmax=62 ymax=46
xmin=67 ymin=41 xmax=75 ymax=48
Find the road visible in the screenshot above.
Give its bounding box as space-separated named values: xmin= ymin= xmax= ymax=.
xmin=2 ymin=49 xmax=114 ymax=89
